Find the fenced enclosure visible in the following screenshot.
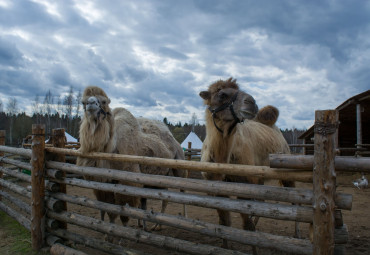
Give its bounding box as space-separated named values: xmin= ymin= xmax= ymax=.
xmin=0 ymin=109 xmax=369 ymax=255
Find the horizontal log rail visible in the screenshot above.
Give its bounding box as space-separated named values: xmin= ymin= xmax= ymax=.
xmin=0 ymin=190 xmax=31 ymax=215
xmin=0 ymin=166 xmax=31 ymax=183
xmin=0 ymin=178 xmax=32 ymax=199
xmin=45 ymin=161 xmax=352 ymax=210
xmin=288 ymin=144 xmax=314 ymax=147
xmin=270 ymin=154 xmax=370 ymax=172
xmin=50 ymin=177 xmax=313 ymax=223
xmin=0 ymin=146 xmax=32 ymax=158
xmin=49 ymin=228 xmax=147 ymax=255
xmin=50 ymin=192 xmax=312 ymax=254
xmin=50 ymin=243 xmax=88 ymax=255
xmin=45 ymin=147 xmax=313 ymax=182
xmin=0 ymin=157 xmax=32 ymax=171
xmin=0 ymin=201 xmax=31 ymax=230
xmin=47 ymin=210 xmax=249 ymax=255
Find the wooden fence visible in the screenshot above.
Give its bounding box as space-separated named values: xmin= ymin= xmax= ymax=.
xmin=0 ymin=110 xmax=369 ymax=255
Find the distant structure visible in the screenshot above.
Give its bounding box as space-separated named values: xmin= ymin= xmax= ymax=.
xmin=45 ymin=132 xmax=78 ymax=143
xmin=181 ymin=131 xmax=203 ymax=150
xmin=299 ymin=90 xmax=370 ymax=156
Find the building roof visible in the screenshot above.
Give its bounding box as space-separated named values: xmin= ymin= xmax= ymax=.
xmin=299 ymin=90 xmax=370 ymax=141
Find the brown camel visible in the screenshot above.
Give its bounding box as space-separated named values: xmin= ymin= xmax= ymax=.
xmin=199 ymin=78 xmax=296 ymax=249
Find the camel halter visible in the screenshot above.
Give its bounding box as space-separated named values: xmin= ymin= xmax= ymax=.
xmin=208 ymin=92 xmax=243 ymax=135
xmin=96 ymin=98 xmax=111 ymax=120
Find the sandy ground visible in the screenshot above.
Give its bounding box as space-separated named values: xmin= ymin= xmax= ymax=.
xmin=60 ymin=171 xmax=370 ymax=255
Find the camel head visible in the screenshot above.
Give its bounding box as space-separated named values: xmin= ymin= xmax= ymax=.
xmin=81 ymin=86 xmax=112 ymax=121
xmin=199 ymin=78 xmax=259 ymax=128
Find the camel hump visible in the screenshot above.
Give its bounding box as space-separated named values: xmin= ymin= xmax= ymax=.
xmin=254 ymin=105 xmax=279 ymax=126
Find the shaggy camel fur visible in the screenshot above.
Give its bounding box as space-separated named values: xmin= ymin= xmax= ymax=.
xmin=77 ymin=86 xmax=185 ymax=230
xmin=199 ymin=78 xmax=294 ymax=248
xmin=77 ymin=86 xmax=141 ymax=226
xmin=137 ymin=117 xmax=188 ymax=227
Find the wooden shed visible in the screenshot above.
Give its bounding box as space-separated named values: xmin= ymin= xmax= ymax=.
xmin=299 ymin=90 xmax=370 ymax=156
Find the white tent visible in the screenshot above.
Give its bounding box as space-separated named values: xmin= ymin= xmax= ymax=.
xmin=181 ymin=131 xmax=203 ymax=150
xmin=45 ymin=132 xmax=78 ymax=143
xmin=65 ymin=132 xmax=78 ymax=143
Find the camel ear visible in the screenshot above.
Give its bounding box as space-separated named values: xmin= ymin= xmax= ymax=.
xmin=199 ymin=91 xmax=210 ymax=100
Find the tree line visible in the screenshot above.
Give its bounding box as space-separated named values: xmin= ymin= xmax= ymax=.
xmin=0 ymin=90 xmax=306 ymax=150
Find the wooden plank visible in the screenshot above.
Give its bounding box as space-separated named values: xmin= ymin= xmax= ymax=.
xmin=48 ymin=210 xmax=250 ymax=255
xmin=51 ymin=177 xmax=313 ymax=223
xmin=270 ymin=154 xmax=370 ymax=173
xmin=0 ymin=190 xmax=31 ymax=215
xmin=313 ymin=110 xmax=338 ymax=255
xmin=50 ymin=129 xmax=67 ymax=229
xmin=0 ymin=145 xmax=32 ymax=158
xmin=0 ymin=157 xmax=32 ymax=170
xmin=49 ymin=228 xmax=150 ymax=255
xmin=0 ymin=130 xmax=5 ymax=201
xmin=50 ymin=243 xmax=88 ymax=255
xmin=0 ymin=178 xmax=32 ymax=198
xmin=0 ymin=201 xmax=31 ymax=231
xmin=45 ymin=160 xmax=351 ymax=210
xmin=31 ymin=124 xmax=46 ymax=250
xmin=45 ymin=147 xmax=313 ymax=182
xmin=50 ymin=192 xmax=313 ymax=254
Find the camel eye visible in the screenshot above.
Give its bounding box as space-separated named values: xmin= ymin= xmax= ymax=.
xmin=101 ymin=100 xmax=106 ymax=105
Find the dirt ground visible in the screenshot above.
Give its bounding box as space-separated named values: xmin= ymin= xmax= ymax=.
xmin=61 ymin=171 xmax=370 ymax=255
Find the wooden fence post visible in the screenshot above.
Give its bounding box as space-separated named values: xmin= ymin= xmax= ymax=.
xmin=0 ymin=130 xmax=5 ymax=201
xmin=313 ymin=110 xmax=338 ymax=255
xmin=31 ymin=124 xmax=46 ymax=250
xmin=187 ymin=142 xmax=192 ymax=161
xmin=51 ymin=128 xmax=67 ymax=229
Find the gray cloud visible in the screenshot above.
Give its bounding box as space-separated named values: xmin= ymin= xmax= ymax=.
xmin=0 ymin=0 xmax=369 ymax=128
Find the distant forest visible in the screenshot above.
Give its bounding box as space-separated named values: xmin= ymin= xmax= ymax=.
xmin=0 ymin=88 xmax=306 ymax=153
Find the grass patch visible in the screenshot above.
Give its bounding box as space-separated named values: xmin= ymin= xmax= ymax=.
xmin=0 ymin=210 xmax=48 ymax=255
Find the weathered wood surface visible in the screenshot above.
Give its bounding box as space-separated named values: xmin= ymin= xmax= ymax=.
xmin=48 ymin=128 xmax=68 ymax=229
xmin=0 ymin=130 xmax=5 ymax=201
xmin=46 ymin=197 xmax=65 ymax=213
xmin=0 ymin=201 xmax=31 ymax=230
xmin=0 ymin=190 xmax=31 ymax=215
xmin=51 ymin=177 xmax=313 ymax=223
xmin=270 ymin=154 xmax=370 ymax=173
xmin=49 ymin=228 xmax=148 ymax=255
xmin=45 ymin=160 xmax=351 ymax=210
xmin=31 ymin=124 xmax=46 ymax=250
xmin=313 ymin=110 xmax=338 ymax=255
xmin=48 ymin=210 xmax=249 ymax=255
xmin=0 ymin=166 xmax=31 ymax=182
xmin=50 ymin=243 xmax=88 ymax=255
xmin=0 ymin=178 xmax=32 ymax=198
xmin=45 ymin=147 xmax=313 ymax=182
xmin=0 ymin=145 xmax=32 ymax=158
xmin=334 ymin=225 xmax=348 ymax=244
xmin=46 ymin=169 xmax=64 ymax=179
xmin=0 ymin=157 xmax=32 ymax=171
xmin=46 ymin=235 xmax=62 ymax=246
xmin=50 ymin=192 xmax=313 ymax=254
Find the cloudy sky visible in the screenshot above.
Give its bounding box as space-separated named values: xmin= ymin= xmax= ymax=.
xmin=0 ymin=0 xmax=369 ymax=129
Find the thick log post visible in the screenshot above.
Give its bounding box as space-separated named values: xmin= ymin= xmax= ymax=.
xmin=51 ymin=129 xmax=67 ymax=229
xmin=0 ymin=130 xmax=5 ymax=201
xmin=31 ymin=124 xmax=46 ymax=250
xmin=313 ymin=110 xmax=338 ymax=255
xmin=187 ymin=142 xmax=192 ymax=161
